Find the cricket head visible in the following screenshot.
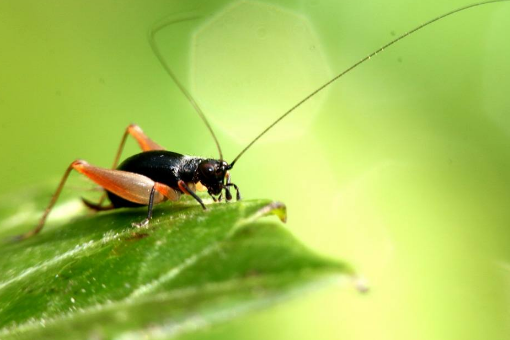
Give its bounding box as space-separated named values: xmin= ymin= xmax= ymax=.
xmin=196 ymin=159 xmax=238 ymax=201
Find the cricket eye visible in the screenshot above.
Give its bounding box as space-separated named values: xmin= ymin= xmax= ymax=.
xmin=200 ymin=162 xmax=215 ymax=177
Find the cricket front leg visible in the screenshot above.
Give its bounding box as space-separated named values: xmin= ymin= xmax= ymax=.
xmin=178 ymin=180 xmax=206 ymax=210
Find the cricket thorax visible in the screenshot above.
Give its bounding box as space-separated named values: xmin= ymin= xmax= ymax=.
xmin=176 ymin=156 xmax=204 ymax=182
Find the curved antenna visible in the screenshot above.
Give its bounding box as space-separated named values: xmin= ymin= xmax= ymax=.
xmin=148 ymin=12 xmax=224 ymax=160
xmin=229 ymin=0 xmax=509 ymax=167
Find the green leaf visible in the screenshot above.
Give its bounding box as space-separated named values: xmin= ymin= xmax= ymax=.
xmin=0 ymin=184 xmax=355 ymax=340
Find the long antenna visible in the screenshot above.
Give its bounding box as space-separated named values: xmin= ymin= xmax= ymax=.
xmin=149 ymin=12 xmax=224 ymax=160
xmin=229 ymin=0 xmax=509 ymax=167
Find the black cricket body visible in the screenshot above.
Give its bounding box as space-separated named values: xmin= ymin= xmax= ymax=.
xmin=108 ymin=151 xmax=202 ymax=208
xmin=107 ymin=150 xmax=236 ymax=209
xmin=16 ymin=0 xmax=509 ymax=240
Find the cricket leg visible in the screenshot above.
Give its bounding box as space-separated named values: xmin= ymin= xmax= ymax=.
xmin=224 ymin=171 xmax=241 ymax=201
xmin=225 ymin=183 xmax=241 ymax=201
xmin=17 ymin=160 xmax=179 ymax=240
xmin=111 ymin=124 xmax=166 ymax=169
xmin=13 ymin=162 xmax=77 ymax=241
xmin=73 ymin=161 xmax=180 ymax=228
xmin=93 ymin=124 xmax=166 ymax=208
xmin=81 ymin=197 xmax=114 ymax=211
xmin=178 ymin=180 xmax=206 ymax=210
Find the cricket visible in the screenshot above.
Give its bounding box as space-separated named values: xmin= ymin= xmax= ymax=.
xmin=15 ymin=0 xmax=509 ymax=240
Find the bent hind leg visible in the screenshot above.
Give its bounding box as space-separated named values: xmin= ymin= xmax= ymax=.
xmin=16 ymin=160 xmax=179 ymax=240
xmin=93 ymin=123 xmax=166 ymax=208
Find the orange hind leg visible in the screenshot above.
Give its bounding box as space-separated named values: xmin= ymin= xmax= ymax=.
xmin=91 ymin=124 xmax=166 ymax=209
xmin=16 ymin=160 xmax=179 ymax=240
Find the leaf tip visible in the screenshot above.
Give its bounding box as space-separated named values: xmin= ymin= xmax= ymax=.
xmin=255 ymin=201 xmax=287 ymax=223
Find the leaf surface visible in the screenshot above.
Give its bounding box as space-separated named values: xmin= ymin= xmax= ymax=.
xmin=0 ymin=185 xmax=354 ymax=339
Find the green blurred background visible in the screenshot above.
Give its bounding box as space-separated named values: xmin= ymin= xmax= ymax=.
xmin=1 ymin=0 xmax=510 ymax=339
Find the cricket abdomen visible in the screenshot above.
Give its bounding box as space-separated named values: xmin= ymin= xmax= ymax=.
xmin=107 ymin=150 xmax=189 ymax=208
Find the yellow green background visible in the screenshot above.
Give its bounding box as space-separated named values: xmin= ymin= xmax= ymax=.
xmin=1 ymin=0 xmax=510 ymax=339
